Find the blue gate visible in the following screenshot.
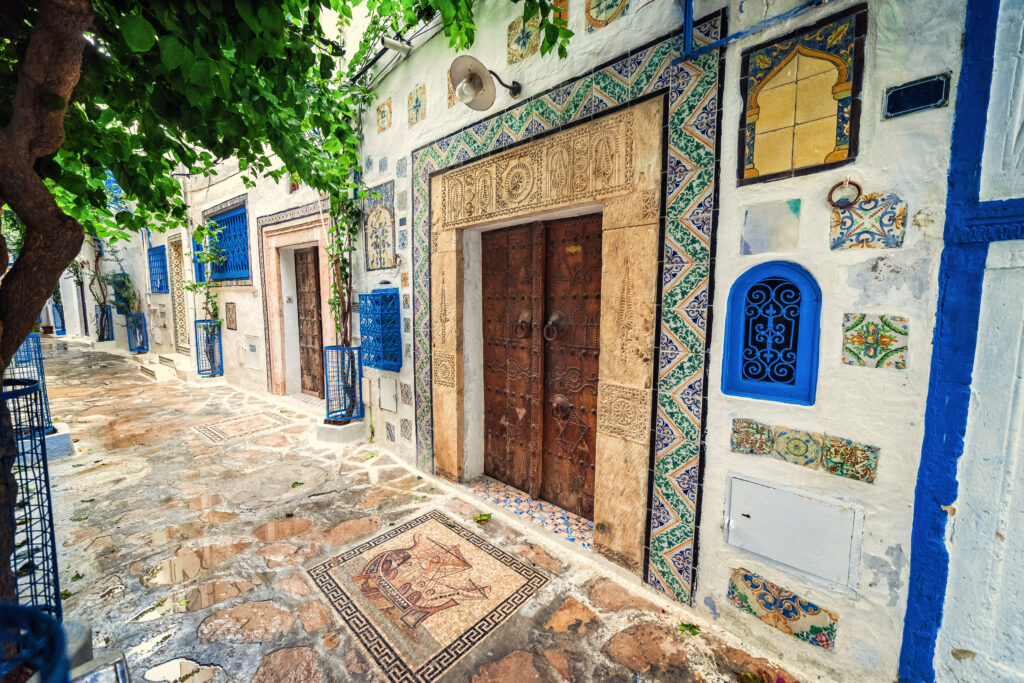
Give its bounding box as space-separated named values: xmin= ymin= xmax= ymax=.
xmin=95 ymin=304 xmax=113 ymax=342
xmin=50 ymin=305 xmax=65 ymax=337
xmin=125 ymin=313 xmax=148 ymax=354
xmin=195 ymin=320 xmax=223 ymax=376
xmin=325 ymin=346 xmax=364 ymax=422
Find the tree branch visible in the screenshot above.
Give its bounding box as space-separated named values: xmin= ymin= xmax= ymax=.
xmin=0 ymin=134 xmax=84 ymax=365
xmin=4 ymin=0 xmax=93 ymax=161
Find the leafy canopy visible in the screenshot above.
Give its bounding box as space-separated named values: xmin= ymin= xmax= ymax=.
xmin=1 ymin=0 xmax=571 ymax=246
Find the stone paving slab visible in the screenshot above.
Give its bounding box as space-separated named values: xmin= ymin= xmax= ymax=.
xmin=47 ymin=339 xmax=797 ymax=682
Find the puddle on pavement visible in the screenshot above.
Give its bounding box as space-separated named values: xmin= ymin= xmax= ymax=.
xmin=144 ymin=659 xmax=220 ymax=683
xmin=182 ymin=578 xmax=258 ymax=611
xmin=254 ymin=518 xmax=312 ymax=542
xmin=143 ymin=539 xmax=252 ymax=586
xmin=132 ymin=596 xmax=185 ymax=623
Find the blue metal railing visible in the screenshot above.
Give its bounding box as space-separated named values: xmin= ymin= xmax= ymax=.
xmin=125 ymin=312 xmax=148 ymax=354
xmin=50 ymin=305 xmax=65 ymax=337
xmin=325 ymin=346 xmax=364 ymax=422
xmin=358 ymin=288 xmax=401 ymax=372
xmin=94 ymin=304 xmax=113 ymax=342
xmin=1 ymin=379 xmax=62 ymax=625
xmin=0 ymin=605 xmax=68 ymax=682
xmin=195 ymin=320 xmax=223 ymax=376
xmin=6 ymin=334 xmax=53 ymax=435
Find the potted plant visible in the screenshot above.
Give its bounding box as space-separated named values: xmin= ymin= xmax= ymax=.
xmin=325 ymin=194 xmax=365 ymax=423
xmin=184 ymin=226 xmax=225 ymax=376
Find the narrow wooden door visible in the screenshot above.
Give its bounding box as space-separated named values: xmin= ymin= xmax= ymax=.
xmin=481 ymin=215 xmax=601 ymax=519
xmin=481 ymin=224 xmax=545 ymax=495
xmin=540 ymin=215 xmax=601 ymax=519
xmin=294 ymin=247 xmax=325 ymax=397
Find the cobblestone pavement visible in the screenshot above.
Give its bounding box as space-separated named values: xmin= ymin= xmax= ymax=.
xmin=48 ymin=340 xmax=796 ymax=682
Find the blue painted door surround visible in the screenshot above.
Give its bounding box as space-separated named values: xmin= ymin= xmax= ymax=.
xmin=900 ymin=0 xmax=1024 ymax=679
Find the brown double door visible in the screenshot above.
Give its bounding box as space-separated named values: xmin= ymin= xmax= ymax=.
xmin=482 ymin=214 xmax=601 ymax=520
xmin=294 ymin=247 xmax=324 ymax=397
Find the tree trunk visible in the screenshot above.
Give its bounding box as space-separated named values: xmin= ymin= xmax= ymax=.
xmin=0 ymin=0 xmax=95 ymax=603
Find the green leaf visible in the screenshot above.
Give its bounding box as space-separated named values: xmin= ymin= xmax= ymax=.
xmin=291 ymin=481 xmax=304 ymax=488
xmin=473 ymin=513 xmax=492 ymax=524
xmin=159 ymin=36 xmax=185 ymax=70
xmin=121 ymin=14 xmax=158 ymax=53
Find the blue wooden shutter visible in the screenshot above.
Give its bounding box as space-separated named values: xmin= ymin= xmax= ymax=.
xmin=358 ymin=288 xmax=402 ymax=371
xmin=209 ymin=206 xmax=250 ymax=280
xmin=192 ymin=238 xmax=206 ymax=282
xmin=148 ymin=245 xmax=169 ymax=293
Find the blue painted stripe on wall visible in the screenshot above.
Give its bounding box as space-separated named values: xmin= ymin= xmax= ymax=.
xmin=900 ymin=244 xmax=987 ymax=681
xmin=899 ymin=0 xmax=1024 ymax=678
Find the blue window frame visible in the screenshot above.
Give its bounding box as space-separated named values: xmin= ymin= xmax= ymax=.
xmin=722 ymin=261 xmax=820 ymax=405
xmin=192 ymin=237 xmax=205 ymax=283
xmin=208 ymin=206 xmax=249 ymax=281
xmin=148 ymin=245 xmax=169 ymax=293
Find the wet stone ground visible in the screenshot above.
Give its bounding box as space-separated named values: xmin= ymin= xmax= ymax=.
xmin=48 ymin=340 xmax=795 ymax=682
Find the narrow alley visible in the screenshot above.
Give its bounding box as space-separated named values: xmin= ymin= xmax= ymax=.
xmin=49 ymin=339 xmax=794 ymax=682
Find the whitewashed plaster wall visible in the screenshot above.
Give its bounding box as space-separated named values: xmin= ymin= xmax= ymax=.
xmin=700 ymin=0 xmax=963 ymax=679
xmin=133 ymin=157 xmax=327 ymax=391
xmin=353 ymin=0 xmax=964 ymax=679
xmin=980 ymin=0 xmax=1024 ymax=202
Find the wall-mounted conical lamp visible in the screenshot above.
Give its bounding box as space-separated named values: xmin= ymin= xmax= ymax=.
xmin=449 ymin=56 xmax=522 ymax=111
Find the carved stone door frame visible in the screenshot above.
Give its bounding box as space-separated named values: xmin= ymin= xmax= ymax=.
xmin=428 ymin=97 xmax=664 ymax=573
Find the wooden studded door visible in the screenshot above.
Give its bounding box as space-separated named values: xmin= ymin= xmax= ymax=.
xmin=481 ymin=214 xmax=602 ymax=519
xmin=294 ymin=247 xmax=325 ymax=397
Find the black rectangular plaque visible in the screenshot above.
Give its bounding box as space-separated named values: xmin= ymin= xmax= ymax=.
xmin=884 ymin=73 xmax=951 ymax=119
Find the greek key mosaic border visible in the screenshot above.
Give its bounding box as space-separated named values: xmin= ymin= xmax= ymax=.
xmin=307 ymin=510 xmax=548 ymax=682
xmin=410 ymin=12 xmax=724 ymax=604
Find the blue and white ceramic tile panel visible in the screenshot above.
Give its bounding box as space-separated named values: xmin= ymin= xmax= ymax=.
xmin=466 ymin=477 xmax=594 ymax=549
xmin=411 ymin=13 xmax=725 ymax=605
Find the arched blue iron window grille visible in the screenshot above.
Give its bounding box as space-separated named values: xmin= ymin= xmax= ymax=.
xmin=722 ymin=261 xmax=820 ymax=405
xmin=358 ymin=288 xmax=401 ymax=372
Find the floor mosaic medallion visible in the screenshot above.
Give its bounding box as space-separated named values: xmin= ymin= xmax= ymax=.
xmin=309 ymin=510 xmax=548 ymax=682
xmin=191 ymin=411 xmax=291 ymax=443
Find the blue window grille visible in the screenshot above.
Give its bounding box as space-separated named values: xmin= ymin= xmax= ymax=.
xmin=195 ymin=320 xmax=223 ymax=376
xmin=722 ymin=261 xmax=820 ymax=405
xmin=209 ymin=206 xmax=249 ymax=281
xmin=111 ymin=273 xmax=133 ymax=315
xmin=1 ymin=378 xmax=63 ymax=625
xmin=325 ymin=346 xmax=364 ymax=422
xmin=6 ymin=334 xmax=53 ymax=434
xmin=51 ymin=304 xmax=65 ymax=336
xmin=192 ymin=237 xmax=206 ymax=283
xmin=148 ymin=246 xmax=169 ymax=293
xmin=95 ymin=304 xmax=113 ymax=342
xmin=358 ymin=288 xmax=401 ymax=372
xmin=126 ymin=312 xmax=148 ymax=354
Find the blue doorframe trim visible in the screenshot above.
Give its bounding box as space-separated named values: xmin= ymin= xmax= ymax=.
xmin=899 ymin=0 xmax=1024 ymax=679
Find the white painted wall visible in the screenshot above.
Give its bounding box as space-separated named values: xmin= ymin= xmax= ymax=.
xmin=700 ymin=1 xmax=963 ymax=679
xmin=280 ymin=247 xmax=301 ymax=395
xmin=935 ymin=240 xmax=1024 ymax=681
xmin=981 ymin=1 xmax=1024 ymax=202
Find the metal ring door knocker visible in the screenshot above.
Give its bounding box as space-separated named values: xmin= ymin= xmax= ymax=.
xmin=827 ymin=177 xmax=863 ymax=209
xmin=543 ymin=312 xmax=566 ymax=341
xmin=551 ymin=394 xmax=572 ymax=420
xmin=514 ymin=310 xmax=532 ymax=338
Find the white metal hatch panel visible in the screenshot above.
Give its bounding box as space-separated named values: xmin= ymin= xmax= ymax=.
xmin=725 ymin=475 xmax=863 ymax=589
